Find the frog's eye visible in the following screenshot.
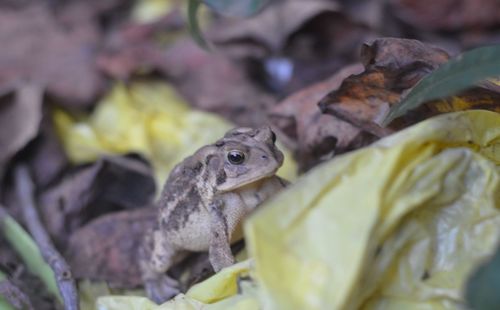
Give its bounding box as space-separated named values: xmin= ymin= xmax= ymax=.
xmin=271 ymin=131 xmax=277 ymax=143
xmin=227 ymin=150 xmax=245 ymax=165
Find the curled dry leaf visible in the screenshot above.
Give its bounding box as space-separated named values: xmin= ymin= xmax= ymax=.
xmin=270 ymin=63 xmax=373 ymax=172
xmin=0 ymin=84 xmax=43 ymax=182
xmin=38 ymin=155 xmax=156 ymax=246
xmin=319 ymin=38 xmax=450 ymax=138
xmin=319 ymin=38 xmax=500 ymax=142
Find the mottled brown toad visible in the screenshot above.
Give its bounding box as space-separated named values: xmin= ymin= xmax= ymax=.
xmin=139 ymin=127 xmax=288 ymax=303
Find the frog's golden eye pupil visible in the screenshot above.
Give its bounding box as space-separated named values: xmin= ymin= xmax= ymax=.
xmin=227 ymin=150 xmax=245 ymax=165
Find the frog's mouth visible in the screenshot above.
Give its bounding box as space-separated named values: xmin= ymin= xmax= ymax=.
xmin=217 ymin=166 xmax=280 ymax=193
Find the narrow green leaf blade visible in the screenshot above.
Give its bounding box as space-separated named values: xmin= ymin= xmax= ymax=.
xmin=0 ymin=214 xmax=61 ymax=301
xmin=0 ymin=296 xmax=15 ymax=310
xmin=203 ymin=0 xmax=271 ymax=17
xmin=383 ymin=44 xmax=500 ymax=125
xmin=187 ymin=0 xmax=211 ymax=50
xmin=0 ymin=271 xmax=16 ymax=310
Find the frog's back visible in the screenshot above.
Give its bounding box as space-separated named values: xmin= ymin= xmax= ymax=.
xmin=156 ymin=149 xmax=216 ymax=249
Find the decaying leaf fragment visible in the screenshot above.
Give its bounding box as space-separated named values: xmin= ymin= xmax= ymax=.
xmin=269 ymin=63 xmax=371 ymax=172
xmin=319 ymin=37 xmax=450 ymax=137
xmin=319 ymin=38 xmax=500 ymax=140
xmin=383 ymin=44 xmax=500 ymax=125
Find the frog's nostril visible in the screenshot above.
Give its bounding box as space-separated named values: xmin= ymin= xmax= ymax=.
xmin=261 ymin=155 xmax=268 ymax=159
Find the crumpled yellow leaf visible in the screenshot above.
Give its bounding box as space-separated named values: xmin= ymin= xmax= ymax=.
xmin=185 ymin=260 xmax=253 ymax=303
xmin=53 ymin=81 xmax=297 ymax=187
xmin=131 ymin=0 xmax=176 ymax=23
xmin=97 ymin=294 xmax=203 ymax=310
xmin=97 ymin=260 xmax=257 ymax=310
xmin=245 ymin=110 xmax=500 ymax=310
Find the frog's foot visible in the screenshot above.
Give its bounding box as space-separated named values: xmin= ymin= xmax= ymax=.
xmin=145 ymin=275 xmax=180 ymax=305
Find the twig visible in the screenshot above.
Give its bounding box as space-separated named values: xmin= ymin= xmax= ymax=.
xmin=14 ymin=165 xmax=79 ymax=310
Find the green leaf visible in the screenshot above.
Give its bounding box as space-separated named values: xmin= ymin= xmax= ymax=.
xmin=203 ymin=0 xmax=272 ymax=17
xmin=0 ymin=214 xmax=61 ymax=302
xmin=465 ymin=245 xmax=500 ymax=310
xmin=0 ymin=296 xmax=15 ymax=310
xmin=0 ymin=271 xmax=16 ymax=310
xmin=187 ymin=0 xmax=211 ymax=50
xmin=383 ymin=44 xmax=500 ymax=125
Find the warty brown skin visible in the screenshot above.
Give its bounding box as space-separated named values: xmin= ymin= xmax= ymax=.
xmin=139 ymin=126 xmax=288 ymax=304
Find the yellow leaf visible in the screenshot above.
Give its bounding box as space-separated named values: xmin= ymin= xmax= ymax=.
xmin=131 ymin=0 xmax=176 ymax=23
xmin=186 ymin=260 xmax=252 ymax=303
xmin=245 ymin=110 xmax=500 ymax=309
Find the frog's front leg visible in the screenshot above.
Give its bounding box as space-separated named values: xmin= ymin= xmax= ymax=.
xmin=208 ymin=199 xmax=236 ymax=272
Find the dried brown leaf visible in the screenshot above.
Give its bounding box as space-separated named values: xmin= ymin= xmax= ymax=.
xmin=319 ymin=38 xmax=450 ymax=137
xmin=0 ymin=84 xmax=43 ymax=181
xmin=211 ymin=0 xmax=340 ymax=52
xmin=39 ymin=155 xmax=156 ymax=246
xmin=97 ymin=12 xmax=185 ymax=80
xmin=270 ymin=64 xmax=376 ymax=171
xmin=0 ymin=4 xmax=104 ymax=106
xmin=391 ymin=0 xmax=500 ymax=31
xmin=162 ymin=39 xmax=275 ymax=127
xmin=26 ymin=113 xmax=69 ymax=189
xmin=66 ymin=207 xmax=156 ymax=288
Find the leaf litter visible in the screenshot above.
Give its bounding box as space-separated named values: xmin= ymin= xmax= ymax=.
xmin=0 ymin=0 xmax=499 ymax=309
